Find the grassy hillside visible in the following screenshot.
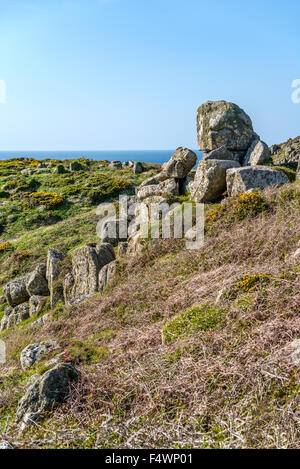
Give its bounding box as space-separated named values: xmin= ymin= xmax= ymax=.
xmin=0 ymin=162 xmax=299 ymax=448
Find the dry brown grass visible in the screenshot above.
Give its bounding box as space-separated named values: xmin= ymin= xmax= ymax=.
xmin=0 ymin=183 xmax=299 ymax=448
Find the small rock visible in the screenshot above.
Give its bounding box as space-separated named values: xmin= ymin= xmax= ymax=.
xmin=133 ymin=162 xmax=143 ymax=174
xmin=243 ymin=139 xmax=271 ymax=166
xmin=117 ymin=242 xmax=128 ymax=257
xmin=16 ymin=363 xmax=81 ymax=427
xmin=109 ymin=160 xmax=122 ymax=170
xmin=99 ymin=261 xmax=117 ymax=293
xmin=20 ymin=340 xmax=60 ymax=370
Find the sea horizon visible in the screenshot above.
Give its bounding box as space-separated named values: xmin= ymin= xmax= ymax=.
xmin=0 ymin=150 xmax=203 ymax=165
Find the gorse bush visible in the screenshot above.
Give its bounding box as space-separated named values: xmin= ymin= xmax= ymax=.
xmin=205 ymin=192 xmax=269 ymax=233
xmin=19 ymin=191 xmax=65 ymax=209
xmin=0 ymin=241 xmax=13 ymax=253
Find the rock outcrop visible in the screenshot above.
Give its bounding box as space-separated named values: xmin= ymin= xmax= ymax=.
xmin=270 ymin=136 xmax=300 ymax=170
xmin=16 ymin=363 xmax=80 ymax=427
xmin=226 ymin=166 xmax=289 ymax=196
xmin=66 ymin=243 xmax=115 ymax=301
xmin=1 ymin=303 xmax=30 ymax=331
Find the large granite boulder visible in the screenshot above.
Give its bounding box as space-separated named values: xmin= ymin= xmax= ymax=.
xmin=20 ymin=340 xmax=60 ymax=370
xmin=243 ymin=139 xmax=270 ymax=166
xmin=16 ymin=363 xmax=80 ymax=427
xmin=197 ymin=101 xmax=257 ymax=151
xmin=69 ymin=243 xmax=115 ymax=300
xmin=226 ymin=166 xmax=289 ymax=196
xmin=161 ymin=147 xmax=197 ymax=179
xmin=46 ymin=249 xmax=66 ymax=308
xmin=190 ymin=159 xmax=241 ymax=203
xmin=26 ymin=263 xmax=49 ymax=297
xmin=4 ymin=277 xmax=29 ymax=307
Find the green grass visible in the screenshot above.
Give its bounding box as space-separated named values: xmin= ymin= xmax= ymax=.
xmin=162 ymin=303 xmax=227 ymax=344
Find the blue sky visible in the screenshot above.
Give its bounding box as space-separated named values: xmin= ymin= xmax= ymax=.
xmin=0 ymin=0 xmax=299 ymax=150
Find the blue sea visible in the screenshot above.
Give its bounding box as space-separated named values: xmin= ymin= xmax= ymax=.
xmin=0 ymin=150 xmax=203 ymax=165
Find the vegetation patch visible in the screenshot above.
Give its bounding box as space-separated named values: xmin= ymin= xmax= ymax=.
xmin=205 ymin=192 xmax=269 ymax=233
xmin=162 ymin=303 xmax=227 ymax=344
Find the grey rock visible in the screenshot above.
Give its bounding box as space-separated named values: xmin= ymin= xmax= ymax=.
xmin=133 ymin=162 xmax=143 ymax=174
xmin=2 ymin=303 xmax=30 ymax=330
xmin=203 ymin=145 xmax=234 ymax=161
xmin=30 ymin=314 xmax=49 ymax=329
xmin=161 ymin=147 xmax=197 ymax=179
xmin=190 ymin=159 xmax=241 ymax=203
xmin=136 ymin=178 xmax=178 ymax=201
xmin=26 ymin=263 xmax=49 ymax=297
xmin=109 ymin=160 xmax=122 ymax=170
xmin=4 ymin=277 xmax=30 ymax=307
xmin=99 ymin=261 xmax=117 ymax=293
xmin=197 ymin=100 xmax=257 ymax=151
xmin=20 ymin=340 xmax=60 ymax=370
xmin=70 ymin=243 xmax=115 ymax=300
xmin=46 ymin=249 xmax=66 ymax=308
xmin=16 ymin=363 xmax=80 ymax=427
xmin=226 ymin=166 xmax=289 ymax=196
xmin=243 ymin=139 xmax=271 ymax=166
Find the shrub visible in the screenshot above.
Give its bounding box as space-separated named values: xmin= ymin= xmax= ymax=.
xmin=162 ymin=303 xmax=227 ymax=344
xmin=19 ymin=191 xmax=64 ymax=209
xmin=0 ymin=241 xmax=13 ymax=253
xmin=205 ymin=192 xmax=269 ymax=232
xmin=226 ymin=273 xmax=270 ymax=299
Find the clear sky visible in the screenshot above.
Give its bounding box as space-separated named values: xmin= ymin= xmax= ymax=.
xmin=0 ymin=0 xmax=299 ymax=150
